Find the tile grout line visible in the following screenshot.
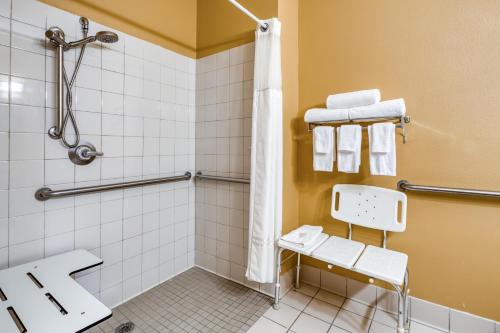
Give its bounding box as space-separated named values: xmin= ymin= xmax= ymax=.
xmin=5 ymin=0 xmax=12 ymax=269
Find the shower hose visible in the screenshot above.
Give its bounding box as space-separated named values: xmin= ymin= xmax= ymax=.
xmin=59 ymin=43 xmax=87 ymax=148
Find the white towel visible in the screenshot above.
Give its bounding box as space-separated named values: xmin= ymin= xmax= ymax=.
xmin=369 ymin=123 xmax=396 ymax=176
xmin=304 ymin=108 xmax=349 ymax=123
xmin=314 ymin=126 xmax=331 ymax=153
xmin=313 ymin=126 xmax=335 ymax=172
xmin=337 ymin=125 xmax=362 ymax=173
xmin=326 ymin=89 xmax=381 ymax=109
xmin=349 ymin=98 xmax=406 ymax=120
xmin=281 ymin=225 xmax=323 ymax=248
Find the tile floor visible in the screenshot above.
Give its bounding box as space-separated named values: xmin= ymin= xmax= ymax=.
xmin=248 ymin=284 xmax=449 ymax=333
xmin=87 ymin=267 xmax=272 ymax=333
xmin=84 ymin=268 xmax=478 ymax=333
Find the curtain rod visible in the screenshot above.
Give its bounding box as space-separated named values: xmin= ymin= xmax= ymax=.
xmin=227 ymin=0 xmax=269 ymax=31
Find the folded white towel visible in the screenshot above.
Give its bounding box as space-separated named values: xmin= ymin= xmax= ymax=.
xmin=313 ymin=126 xmax=335 ymax=172
xmin=304 ymin=108 xmax=350 ymax=123
xmin=314 ymin=126 xmax=331 ymax=153
xmin=369 ymin=123 xmax=396 ymax=176
xmin=349 ymin=98 xmax=406 ymax=120
xmin=337 ymin=125 xmax=362 ymax=173
xmin=370 ymin=122 xmax=392 ymax=153
xmin=326 ymin=89 xmax=381 ymax=109
xmin=281 ymin=225 xmax=323 ymax=248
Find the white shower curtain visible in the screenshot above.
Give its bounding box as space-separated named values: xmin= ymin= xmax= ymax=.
xmin=245 ymin=18 xmax=283 ymax=283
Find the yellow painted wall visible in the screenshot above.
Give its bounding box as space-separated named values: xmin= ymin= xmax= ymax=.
xmin=40 ymin=0 xmax=197 ymax=57
xmin=297 ymin=0 xmax=500 ymax=321
xmin=278 ymin=0 xmax=300 ymax=237
xmin=196 ymin=0 xmax=278 ymax=58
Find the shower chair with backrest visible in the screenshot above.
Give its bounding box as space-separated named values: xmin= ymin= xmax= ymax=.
xmin=274 ymin=184 xmax=410 ymax=333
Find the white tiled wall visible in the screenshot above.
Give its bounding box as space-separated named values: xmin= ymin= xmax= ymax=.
xmin=0 ymin=0 xmax=196 ymax=308
xmin=194 ymin=43 xmax=274 ymax=291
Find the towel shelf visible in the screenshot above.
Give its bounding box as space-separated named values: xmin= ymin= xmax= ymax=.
xmin=397 ymin=180 xmax=500 ymax=198
xmin=307 ymin=115 xmax=411 ymax=143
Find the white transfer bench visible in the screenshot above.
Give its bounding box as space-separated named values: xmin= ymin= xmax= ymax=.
xmin=274 ymin=184 xmax=410 ymax=333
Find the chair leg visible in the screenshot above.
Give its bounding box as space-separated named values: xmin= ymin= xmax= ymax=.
xmin=273 ymin=248 xmax=284 ymax=310
xmin=393 ymin=269 xmax=410 ymax=333
xmin=295 ymin=253 xmax=301 ymax=289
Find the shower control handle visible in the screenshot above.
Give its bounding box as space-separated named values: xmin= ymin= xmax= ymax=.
xmin=82 ymin=149 xmax=103 ymax=158
xmin=68 ymin=141 xmax=103 ymax=165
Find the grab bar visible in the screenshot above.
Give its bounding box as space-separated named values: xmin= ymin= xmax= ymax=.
xmin=397 ymin=180 xmax=500 ymax=198
xmin=35 ymin=172 xmax=192 ymax=201
xmin=195 ymin=172 xmax=250 ymax=184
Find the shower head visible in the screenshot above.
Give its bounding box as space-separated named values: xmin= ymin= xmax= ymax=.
xmin=95 ymin=31 xmax=119 ymax=44
xmin=66 ymin=31 xmax=119 ymax=48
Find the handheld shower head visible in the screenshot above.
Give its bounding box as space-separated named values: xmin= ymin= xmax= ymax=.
xmin=95 ymin=31 xmax=119 ymax=44
xmin=65 ymin=31 xmax=119 ymax=48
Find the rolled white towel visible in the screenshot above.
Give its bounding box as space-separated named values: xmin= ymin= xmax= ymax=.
xmin=326 ymin=89 xmax=381 ymax=109
xmin=304 ymin=108 xmax=349 ymax=123
xmin=281 ymin=225 xmax=323 ymax=248
xmin=349 ymin=98 xmax=406 ymax=120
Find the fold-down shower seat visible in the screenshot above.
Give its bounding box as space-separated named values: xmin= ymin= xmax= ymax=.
xmin=0 ymin=250 xmax=112 ymax=333
xmin=274 ymin=184 xmax=410 ymax=333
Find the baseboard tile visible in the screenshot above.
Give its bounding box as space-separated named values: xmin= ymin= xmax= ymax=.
xmin=299 ymin=264 xmax=499 ymax=331
xmin=450 ymin=308 xmax=496 ymax=333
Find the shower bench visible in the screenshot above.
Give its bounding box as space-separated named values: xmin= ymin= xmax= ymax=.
xmin=0 ymin=249 xmax=112 ymax=333
xmin=274 ymin=184 xmax=410 ymax=333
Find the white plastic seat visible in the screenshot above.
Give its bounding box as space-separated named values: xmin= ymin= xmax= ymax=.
xmin=312 ymin=236 xmax=365 ymax=269
xmin=354 ymin=245 xmax=408 ymax=285
xmin=278 ymin=233 xmax=329 ymax=256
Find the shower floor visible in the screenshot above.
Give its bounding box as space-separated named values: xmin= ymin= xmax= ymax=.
xmin=87 ymin=267 xmax=272 ymax=333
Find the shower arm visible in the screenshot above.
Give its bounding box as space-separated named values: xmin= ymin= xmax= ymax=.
xmin=67 ymin=36 xmax=96 ymax=49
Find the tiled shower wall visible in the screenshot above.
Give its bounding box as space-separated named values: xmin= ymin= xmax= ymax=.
xmin=0 ymin=0 xmax=196 ymax=308
xmin=194 ymin=43 xmax=274 ymax=292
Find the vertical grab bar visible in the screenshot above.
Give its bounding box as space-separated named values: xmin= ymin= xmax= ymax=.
xmin=48 ymin=40 xmax=64 ymax=139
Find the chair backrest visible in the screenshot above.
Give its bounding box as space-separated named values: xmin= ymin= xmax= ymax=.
xmin=331 ymin=184 xmax=407 ymax=232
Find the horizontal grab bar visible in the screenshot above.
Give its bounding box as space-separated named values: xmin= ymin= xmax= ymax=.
xmin=397 ymin=180 xmax=500 ymax=198
xmin=35 ymin=172 xmax=192 ymax=201
xmin=195 ymin=172 xmax=250 ymax=184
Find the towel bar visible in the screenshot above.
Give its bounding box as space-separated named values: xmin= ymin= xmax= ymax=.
xmin=307 ymin=115 xmax=411 ymax=143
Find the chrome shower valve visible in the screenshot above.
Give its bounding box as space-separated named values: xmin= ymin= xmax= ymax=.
xmin=68 ymin=141 xmax=103 ymax=165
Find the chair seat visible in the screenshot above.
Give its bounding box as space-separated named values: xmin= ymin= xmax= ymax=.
xmin=311 ymin=236 xmax=365 ymax=269
xmin=278 ymin=233 xmax=329 ymax=256
xmin=354 ymin=245 xmax=408 ymax=285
